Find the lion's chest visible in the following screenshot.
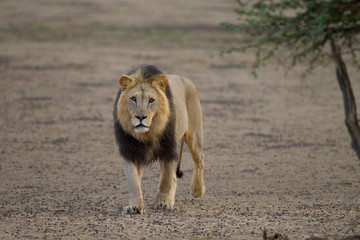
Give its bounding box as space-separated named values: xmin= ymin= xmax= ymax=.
xmin=117 ymin=126 xmax=177 ymax=166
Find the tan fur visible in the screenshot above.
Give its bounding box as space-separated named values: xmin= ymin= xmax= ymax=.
xmin=117 ymin=72 xmax=205 ymax=214
xmin=117 ymin=69 xmax=170 ymax=143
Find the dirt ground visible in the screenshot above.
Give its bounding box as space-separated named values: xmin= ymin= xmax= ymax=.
xmin=1 ymin=0 xmax=359 ymax=239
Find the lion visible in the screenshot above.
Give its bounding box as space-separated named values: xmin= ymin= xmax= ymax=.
xmin=113 ymin=64 xmax=205 ymax=214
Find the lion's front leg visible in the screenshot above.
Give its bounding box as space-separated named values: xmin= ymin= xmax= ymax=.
xmin=155 ymin=161 xmax=177 ymax=210
xmin=123 ymin=160 xmax=145 ymax=214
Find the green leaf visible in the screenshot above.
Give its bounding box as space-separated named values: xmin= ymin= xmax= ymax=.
xmin=251 ymin=71 xmax=258 ymax=79
xmin=220 ymin=0 xmax=360 ymax=73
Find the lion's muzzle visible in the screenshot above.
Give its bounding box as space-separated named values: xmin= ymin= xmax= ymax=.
xmin=134 ymin=115 xmax=149 ymax=133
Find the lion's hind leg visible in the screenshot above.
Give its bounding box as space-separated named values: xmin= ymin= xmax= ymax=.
xmin=185 ymin=131 xmax=205 ymax=198
xmin=183 ymin=80 xmax=205 ymax=198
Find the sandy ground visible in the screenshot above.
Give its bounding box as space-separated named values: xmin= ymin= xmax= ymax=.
xmin=0 ymin=0 xmax=359 ymax=239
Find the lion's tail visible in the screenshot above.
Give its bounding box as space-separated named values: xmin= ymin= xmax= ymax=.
xmin=176 ymin=136 xmax=185 ymax=178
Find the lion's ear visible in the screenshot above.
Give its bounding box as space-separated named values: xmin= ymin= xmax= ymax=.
xmin=151 ymin=74 xmax=168 ymax=92
xmin=119 ymin=75 xmax=135 ymax=91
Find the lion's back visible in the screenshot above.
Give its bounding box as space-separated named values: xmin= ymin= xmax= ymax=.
xmin=167 ymin=75 xmax=202 ymax=141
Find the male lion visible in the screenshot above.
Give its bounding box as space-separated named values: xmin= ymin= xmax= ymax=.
xmin=113 ymin=65 xmax=205 ymax=214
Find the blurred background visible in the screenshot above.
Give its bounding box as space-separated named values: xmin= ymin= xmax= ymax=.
xmin=1 ymin=0 xmax=359 ymax=239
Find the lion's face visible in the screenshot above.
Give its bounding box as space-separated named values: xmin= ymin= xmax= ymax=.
xmin=126 ymin=85 xmax=160 ymax=133
xmin=117 ymin=74 xmax=170 ymax=141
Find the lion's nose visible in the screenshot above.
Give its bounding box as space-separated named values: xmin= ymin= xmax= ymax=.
xmin=135 ymin=115 xmax=147 ymax=122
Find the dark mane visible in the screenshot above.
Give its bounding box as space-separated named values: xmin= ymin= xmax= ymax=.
xmin=127 ymin=64 xmax=163 ymax=79
xmin=113 ymin=65 xmax=177 ymax=166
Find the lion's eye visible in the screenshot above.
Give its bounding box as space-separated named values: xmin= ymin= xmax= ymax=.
xmin=130 ymin=96 xmax=136 ymax=102
xmin=149 ymin=98 xmax=155 ymax=103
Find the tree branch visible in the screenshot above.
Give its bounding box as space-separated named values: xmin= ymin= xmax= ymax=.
xmin=331 ymin=39 xmax=360 ymax=159
xmin=326 ymin=25 xmax=360 ymax=36
xmin=330 ymin=2 xmax=360 ymax=12
xmin=233 ymin=0 xmax=252 ymax=7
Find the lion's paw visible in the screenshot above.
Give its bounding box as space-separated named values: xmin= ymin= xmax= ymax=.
xmin=155 ymin=201 xmax=174 ymax=210
xmin=191 ymin=185 xmax=206 ymax=199
xmin=122 ymin=205 xmax=146 ymax=214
